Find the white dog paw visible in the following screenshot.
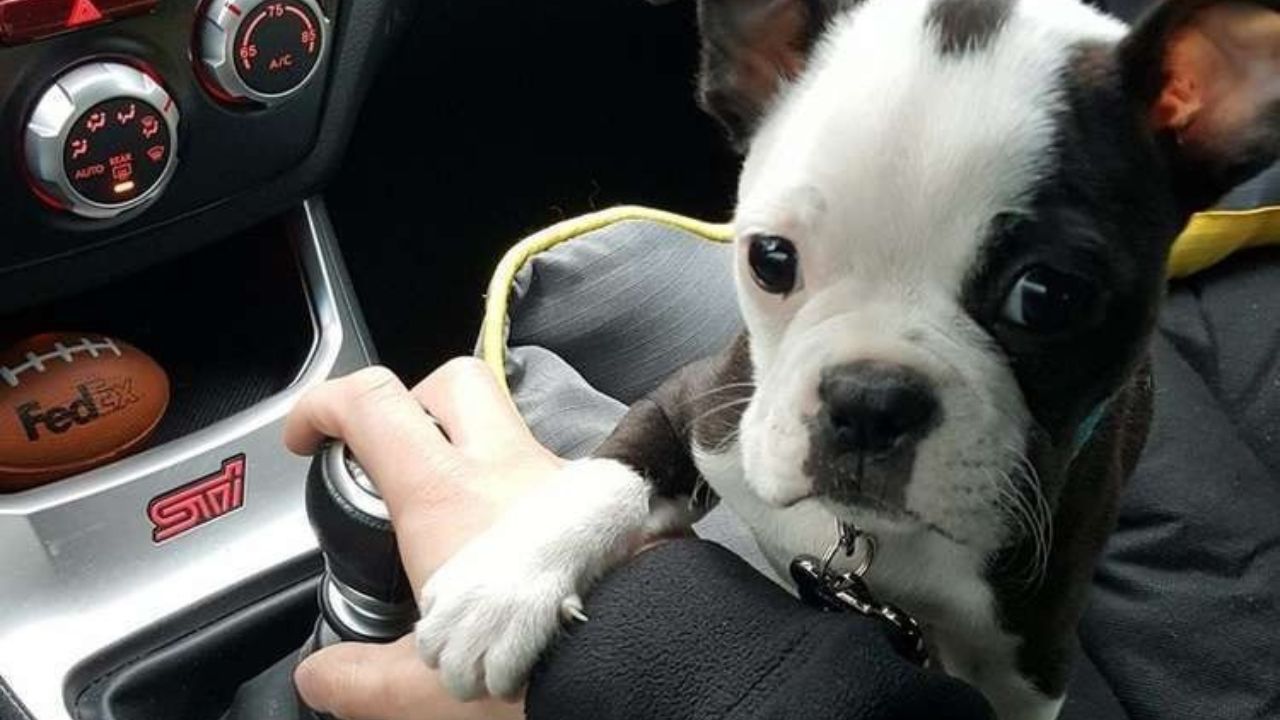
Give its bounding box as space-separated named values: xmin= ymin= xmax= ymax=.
xmin=415 ymin=458 xmax=652 ymax=701
xmin=416 ymin=541 xmax=578 ymax=699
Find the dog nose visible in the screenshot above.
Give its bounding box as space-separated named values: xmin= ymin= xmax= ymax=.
xmin=819 ymin=361 xmax=940 ymax=457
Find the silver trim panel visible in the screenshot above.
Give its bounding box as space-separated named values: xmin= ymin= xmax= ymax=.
xmin=0 ymin=200 xmax=372 ymax=720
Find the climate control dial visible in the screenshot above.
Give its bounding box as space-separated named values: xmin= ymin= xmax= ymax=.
xmin=24 ymin=62 xmax=180 ymax=219
xmin=199 ymin=0 xmax=329 ymax=105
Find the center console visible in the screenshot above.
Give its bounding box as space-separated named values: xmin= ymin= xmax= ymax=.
xmin=0 ymin=201 xmax=374 ymax=720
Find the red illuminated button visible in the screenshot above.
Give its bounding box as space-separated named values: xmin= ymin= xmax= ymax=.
xmin=62 ymin=97 xmax=172 ymax=205
xmin=66 ymin=0 xmax=102 ymax=26
xmin=0 ymin=0 xmax=155 ymax=45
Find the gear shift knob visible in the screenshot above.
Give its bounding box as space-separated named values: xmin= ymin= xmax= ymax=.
xmin=220 ymin=443 xmax=417 ymax=717
xmin=221 ymin=443 xmax=418 ymax=720
xmin=307 ymin=441 xmax=418 ymax=644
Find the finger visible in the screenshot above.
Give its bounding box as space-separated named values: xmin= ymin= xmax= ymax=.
xmin=285 ymin=368 xmax=478 ymax=577
xmin=284 ymin=367 xmax=456 ymax=509
xmin=296 ymin=637 xmax=522 ymax=720
xmin=295 ymin=638 xmax=422 ymax=720
xmin=411 ymin=357 xmax=531 ymax=452
xmin=285 ymin=367 xmax=442 ymax=454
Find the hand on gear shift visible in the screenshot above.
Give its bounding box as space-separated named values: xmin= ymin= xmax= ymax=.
xmin=284 ymin=358 xmax=562 ymax=719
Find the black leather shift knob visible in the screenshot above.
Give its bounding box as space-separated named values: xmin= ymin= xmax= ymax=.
xmin=222 ymin=443 xmax=418 ymax=720
xmin=306 ymin=442 xmax=417 ymax=643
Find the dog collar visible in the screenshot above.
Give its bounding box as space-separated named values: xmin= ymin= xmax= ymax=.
xmin=1071 ymin=399 xmax=1112 ymax=459
xmin=792 ymin=519 xmax=929 ymax=665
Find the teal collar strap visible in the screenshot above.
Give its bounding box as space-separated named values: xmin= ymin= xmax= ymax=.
xmin=1071 ymin=399 xmax=1112 ymax=459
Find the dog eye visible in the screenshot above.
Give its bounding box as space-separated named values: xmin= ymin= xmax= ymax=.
xmin=1001 ymin=266 xmax=1099 ymax=333
xmin=748 ymin=235 xmax=798 ymax=295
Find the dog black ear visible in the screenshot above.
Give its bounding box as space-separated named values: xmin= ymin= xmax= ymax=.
xmin=1120 ymin=0 xmax=1280 ymax=211
xmin=696 ymin=0 xmax=853 ymax=150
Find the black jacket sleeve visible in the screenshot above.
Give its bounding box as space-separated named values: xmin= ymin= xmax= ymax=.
xmin=526 ymin=539 xmax=994 ymax=720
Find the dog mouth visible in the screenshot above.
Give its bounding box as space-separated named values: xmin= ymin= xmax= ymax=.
xmin=829 ymin=491 xmax=914 ymax=519
xmin=773 ymin=481 xmax=910 ymax=513
xmin=814 ymin=492 xmax=963 ymax=546
xmin=751 ymin=455 xmax=969 ymax=547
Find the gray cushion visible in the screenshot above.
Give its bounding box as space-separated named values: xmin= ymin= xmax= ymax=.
xmin=499 ymin=219 xmax=777 ymax=575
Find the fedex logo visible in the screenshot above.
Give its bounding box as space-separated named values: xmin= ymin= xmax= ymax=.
xmin=16 ymin=379 xmax=139 ymax=441
xmin=17 ymin=385 xmax=100 ymax=441
xmin=148 ymin=455 xmax=246 ymax=543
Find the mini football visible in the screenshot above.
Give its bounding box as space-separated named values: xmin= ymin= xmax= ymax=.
xmin=0 ymin=332 xmax=170 ymax=492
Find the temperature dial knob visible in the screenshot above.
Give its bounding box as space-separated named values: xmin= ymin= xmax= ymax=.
xmin=24 ymin=62 xmax=180 ymax=219
xmin=199 ymin=0 xmax=329 ymax=105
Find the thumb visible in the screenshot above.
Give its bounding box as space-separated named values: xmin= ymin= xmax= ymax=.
xmin=294 ymin=636 xmax=525 ymax=720
xmin=294 ymin=636 xmax=426 ymax=720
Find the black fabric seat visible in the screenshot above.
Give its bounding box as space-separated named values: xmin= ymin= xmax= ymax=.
xmin=1062 ymin=5 xmax=1280 ymax=717
xmin=1064 ymin=247 xmax=1280 ymax=720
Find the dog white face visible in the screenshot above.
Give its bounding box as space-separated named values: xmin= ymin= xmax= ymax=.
xmin=733 ymin=0 xmax=1127 ymax=555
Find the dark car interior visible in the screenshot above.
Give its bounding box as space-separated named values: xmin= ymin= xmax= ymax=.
xmin=1 ymin=0 xmax=1275 ymax=718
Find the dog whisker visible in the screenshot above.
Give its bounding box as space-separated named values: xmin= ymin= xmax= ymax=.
xmin=708 ymin=427 xmax=742 ymax=454
xmin=691 ymin=397 xmax=753 ymax=424
xmin=991 ymin=443 xmax=1053 ymax=590
xmin=683 ymin=382 xmax=757 ymax=405
xmin=988 ymin=467 xmax=1040 ymax=586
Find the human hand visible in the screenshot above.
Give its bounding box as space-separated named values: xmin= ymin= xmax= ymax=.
xmin=283 ymin=358 xmax=563 ymax=718
xmin=285 ymin=358 xmax=563 ymax=588
xmin=292 ymin=636 xmax=523 ymax=720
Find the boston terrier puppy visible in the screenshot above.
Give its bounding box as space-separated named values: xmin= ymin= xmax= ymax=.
xmin=416 ymin=1 xmax=1280 ymax=717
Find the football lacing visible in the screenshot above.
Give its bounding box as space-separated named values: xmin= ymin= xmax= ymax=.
xmin=0 ymin=337 xmax=122 ymax=388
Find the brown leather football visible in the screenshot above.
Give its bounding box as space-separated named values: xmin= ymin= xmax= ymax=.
xmin=0 ymin=333 xmax=170 ymax=492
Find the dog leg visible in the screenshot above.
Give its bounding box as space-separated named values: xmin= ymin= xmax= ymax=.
xmin=982 ymin=681 xmax=1064 ymax=720
xmin=418 ymin=340 xmax=746 ymax=700
xmin=933 ymin=630 xmax=1067 ymax=720
xmin=415 ymin=457 xmax=677 ymax=700
xmin=969 ymin=672 xmax=1064 ymax=720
